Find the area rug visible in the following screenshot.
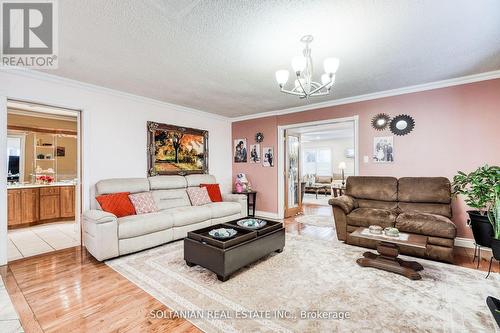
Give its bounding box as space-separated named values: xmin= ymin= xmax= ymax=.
xmin=106 ymin=235 xmax=500 ymax=333
xmin=302 ymin=193 xmax=331 ymax=206
xmin=295 ymin=214 xmax=334 ymax=228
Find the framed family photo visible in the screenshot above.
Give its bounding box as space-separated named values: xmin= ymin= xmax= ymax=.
xmin=373 ymin=136 xmax=394 ymax=163
xmin=249 ymin=144 xmax=261 ymax=163
xmin=147 ymin=121 xmax=208 ymax=176
xmin=263 ymin=146 xmax=274 ymax=167
xmin=234 ymin=138 xmax=247 ymax=163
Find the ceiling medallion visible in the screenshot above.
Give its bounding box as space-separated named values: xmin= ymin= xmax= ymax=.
xmin=390 ymin=114 xmax=415 ymax=136
xmin=275 ymin=35 xmax=339 ymax=99
xmin=371 ymin=113 xmax=391 ymax=130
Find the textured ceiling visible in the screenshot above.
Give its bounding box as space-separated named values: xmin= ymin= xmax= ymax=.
xmin=46 ymin=0 xmax=500 ymax=117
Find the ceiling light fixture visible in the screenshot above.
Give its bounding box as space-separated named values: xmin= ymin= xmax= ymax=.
xmin=275 ymin=35 xmax=339 ymax=99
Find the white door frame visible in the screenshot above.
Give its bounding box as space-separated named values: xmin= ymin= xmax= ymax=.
xmin=0 ymin=97 xmax=85 ymax=266
xmin=277 ymin=115 xmax=359 ymax=219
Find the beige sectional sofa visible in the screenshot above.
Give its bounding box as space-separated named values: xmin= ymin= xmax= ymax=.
xmin=83 ymin=174 xmax=247 ymax=261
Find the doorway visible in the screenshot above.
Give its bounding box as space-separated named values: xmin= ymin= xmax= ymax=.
xmin=6 ymin=100 xmax=82 ymax=261
xmin=279 ymin=116 xmax=358 ymax=219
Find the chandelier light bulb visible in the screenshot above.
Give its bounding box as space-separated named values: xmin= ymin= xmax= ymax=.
xmin=275 ymin=70 xmax=290 ymax=86
xmin=321 ymin=73 xmax=330 ymax=85
xmin=294 ymin=78 xmax=305 ymax=92
xmin=291 ymin=56 xmax=306 ymax=73
xmin=323 ymin=57 xmax=340 ymax=74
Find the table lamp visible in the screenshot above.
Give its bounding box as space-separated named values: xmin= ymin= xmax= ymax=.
xmin=338 ymin=162 xmax=347 ymax=186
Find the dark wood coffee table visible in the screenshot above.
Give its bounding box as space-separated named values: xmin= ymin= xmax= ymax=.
xmin=184 ymin=219 xmax=285 ymax=281
xmin=350 ymin=227 xmax=427 ymax=280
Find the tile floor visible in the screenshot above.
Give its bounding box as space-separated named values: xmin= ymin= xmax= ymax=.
xmin=0 ymin=277 xmax=23 ymax=332
xmin=8 ymin=222 xmax=80 ymax=261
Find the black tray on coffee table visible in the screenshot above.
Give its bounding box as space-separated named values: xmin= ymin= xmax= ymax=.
xmin=223 ymin=219 xmax=282 ymax=236
xmin=184 ymin=218 xmax=285 ymax=281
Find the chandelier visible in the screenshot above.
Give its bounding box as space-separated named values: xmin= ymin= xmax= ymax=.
xmin=275 ymin=35 xmax=339 ymax=99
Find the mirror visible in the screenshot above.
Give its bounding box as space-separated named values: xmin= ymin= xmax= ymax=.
xmin=395 ymin=120 xmax=408 ymax=130
xmin=390 ymin=115 xmax=415 ymax=136
xmin=7 ymin=135 xmax=24 ymax=183
xmin=371 ymin=113 xmax=391 ymax=131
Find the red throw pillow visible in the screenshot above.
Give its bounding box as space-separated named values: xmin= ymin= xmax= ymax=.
xmin=96 ymin=192 xmax=136 ymax=217
xmin=200 ymin=183 xmax=223 ymax=202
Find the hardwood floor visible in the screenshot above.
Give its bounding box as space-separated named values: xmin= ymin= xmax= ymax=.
xmin=1 ymin=203 xmax=498 ymax=332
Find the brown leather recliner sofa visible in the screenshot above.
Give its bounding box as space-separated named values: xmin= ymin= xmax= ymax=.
xmin=329 ymin=176 xmax=456 ymax=263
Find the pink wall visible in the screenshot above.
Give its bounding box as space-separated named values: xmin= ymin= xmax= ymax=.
xmin=232 ymin=79 xmax=500 ymax=238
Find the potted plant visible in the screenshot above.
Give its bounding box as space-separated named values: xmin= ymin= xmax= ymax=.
xmin=452 ymin=165 xmax=500 ymax=248
xmin=488 ymin=192 xmax=500 ymax=260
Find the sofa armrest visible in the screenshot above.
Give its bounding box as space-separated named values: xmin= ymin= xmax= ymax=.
xmin=328 ymin=195 xmax=356 ymax=214
xmin=83 ymin=209 xmax=117 ymax=224
xmin=82 ymin=210 xmax=119 ymax=261
xmin=222 ymin=193 xmax=248 ymax=217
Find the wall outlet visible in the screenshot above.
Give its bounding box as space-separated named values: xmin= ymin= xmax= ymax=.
xmin=363 ymin=156 xmax=369 ymax=163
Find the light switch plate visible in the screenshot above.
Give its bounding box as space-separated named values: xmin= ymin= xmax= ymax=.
xmin=363 ymin=156 xmax=369 ymax=163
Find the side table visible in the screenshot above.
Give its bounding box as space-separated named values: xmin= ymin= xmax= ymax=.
xmin=232 ymin=190 xmax=257 ymax=217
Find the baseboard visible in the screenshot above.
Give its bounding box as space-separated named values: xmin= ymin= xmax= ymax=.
xmin=255 ymin=211 xmax=281 ymax=221
xmin=454 ymin=237 xmax=492 ymax=253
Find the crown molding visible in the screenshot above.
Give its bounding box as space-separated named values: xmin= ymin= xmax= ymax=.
xmin=0 ymin=67 xmax=230 ymax=122
xmin=231 ymin=70 xmax=500 ymax=122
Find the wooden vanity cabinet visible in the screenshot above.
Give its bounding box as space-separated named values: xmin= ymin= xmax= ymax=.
xmin=7 ymin=190 xmax=22 ymax=226
xmin=39 ymin=187 xmax=61 ymax=220
xmin=8 ymin=185 xmax=76 ymax=228
xmin=60 ymin=186 xmax=75 ymax=218
xmin=21 ymin=188 xmax=39 ymax=223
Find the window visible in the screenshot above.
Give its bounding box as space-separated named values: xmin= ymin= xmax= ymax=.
xmin=303 ymin=148 xmax=332 ymax=176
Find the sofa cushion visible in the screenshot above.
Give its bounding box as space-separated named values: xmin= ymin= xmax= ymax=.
xmin=398 ymin=177 xmax=451 ymax=204
xmin=347 ymin=208 xmax=397 ymax=228
xmin=165 ymin=206 xmax=212 ymax=227
xmin=96 ymin=192 xmax=136 ymax=218
xmin=118 ymin=212 xmax=173 ymax=239
xmin=186 ymin=174 xmax=216 ymax=187
xmin=96 ymin=178 xmax=150 ymax=195
xmin=346 ymin=176 xmax=398 ymax=202
xmin=357 ymin=199 xmax=398 ymax=210
xmin=200 ymin=183 xmax=223 ymax=202
xmin=398 ymin=202 xmax=452 ymax=218
xmin=186 ymin=187 xmax=212 ymax=206
xmin=148 ymin=176 xmax=187 ymax=190
xmin=204 ymin=202 xmax=241 ymax=218
xmin=128 ymin=192 xmax=158 ymax=214
xmin=395 ymin=212 xmax=456 ymax=239
xmin=315 ymin=176 xmax=332 ymax=184
xmin=152 ymin=189 xmax=190 ymax=210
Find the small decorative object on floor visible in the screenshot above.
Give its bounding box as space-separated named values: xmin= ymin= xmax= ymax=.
xmin=390 ymin=114 xmax=415 ymax=136
xmin=208 ymin=228 xmax=237 ymax=240
xmin=369 ymin=225 xmax=383 ymax=234
xmin=371 ymin=113 xmax=391 ymax=130
xmin=384 ymin=227 xmax=400 ymax=237
xmin=237 ymin=218 xmax=267 ymax=229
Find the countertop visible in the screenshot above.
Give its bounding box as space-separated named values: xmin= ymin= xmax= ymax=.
xmin=7 ymin=182 xmax=77 ymax=190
